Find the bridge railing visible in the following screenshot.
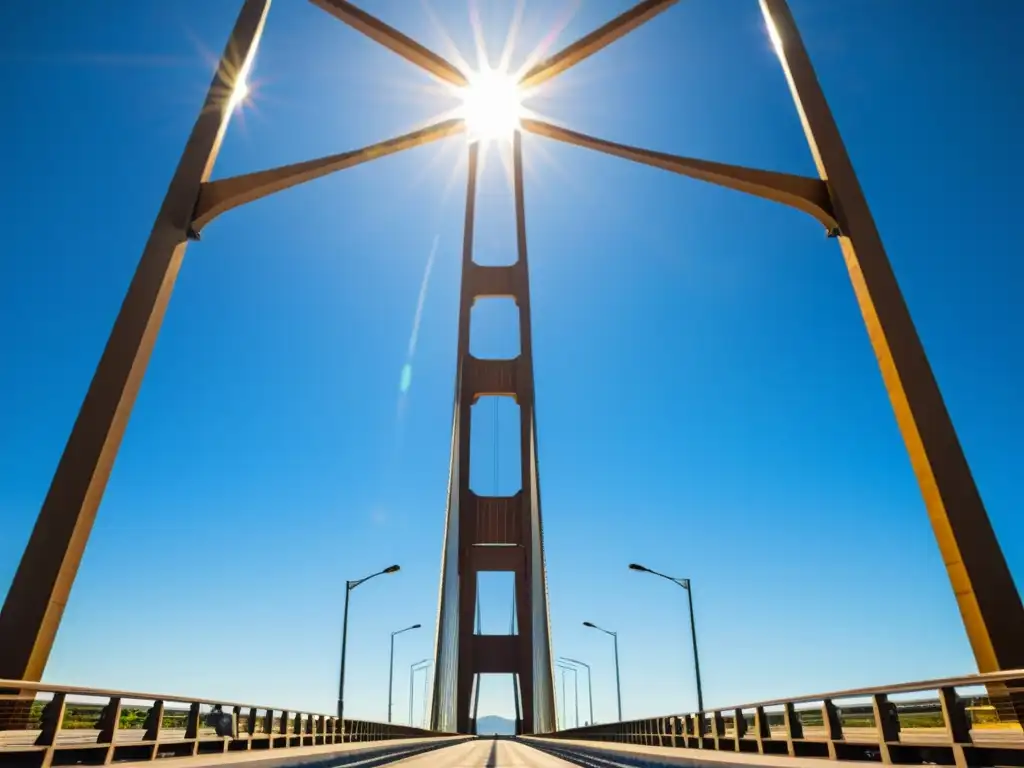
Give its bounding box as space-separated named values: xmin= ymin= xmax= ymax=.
xmin=540 ymin=669 xmax=1024 ymax=766
xmin=0 ymin=678 xmax=448 ymax=766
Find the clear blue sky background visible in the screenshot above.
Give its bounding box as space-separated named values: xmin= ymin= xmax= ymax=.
xmin=1 ymin=0 xmax=1022 ymax=729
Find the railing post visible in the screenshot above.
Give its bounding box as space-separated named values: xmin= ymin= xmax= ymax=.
xmin=330 ymin=716 xmax=339 ymax=744
xmin=871 ymin=694 xmax=901 ymax=764
xmin=822 ymin=699 xmax=843 ymax=760
xmin=279 ymin=710 xmax=289 ymax=746
xmin=753 ymin=706 xmax=770 ymax=754
xmin=96 ymin=695 xmax=122 ymax=765
xmin=231 ymin=705 xmax=244 ymax=747
xmin=734 ymin=708 xmax=747 ymax=751
xmin=143 ymin=700 xmax=164 ymax=760
xmin=184 ymin=702 xmax=200 ymax=755
xmin=712 ymin=710 xmax=725 ymax=750
xmin=34 ymin=692 xmax=66 ymax=768
xmin=939 ymin=687 xmax=971 ymax=768
xmin=247 ymin=707 xmax=258 ymax=741
xmin=264 ymin=709 xmax=275 ymax=749
xmin=694 ymin=711 xmax=706 ymax=749
xmin=783 ymin=702 xmax=802 ymax=757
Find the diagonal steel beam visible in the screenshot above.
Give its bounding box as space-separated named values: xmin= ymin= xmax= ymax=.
xmin=522 ymin=118 xmax=840 ymax=233
xmin=191 ymin=118 xmax=465 ymax=233
xmin=309 ymin=0 xmax=468 ymax=88
xmin=518 ymin=0 xmax=679 ymax=90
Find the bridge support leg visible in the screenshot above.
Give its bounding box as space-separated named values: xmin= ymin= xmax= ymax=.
xmin=762 ymin=0 xmax=1024 ymax=698
xmin=0 ymin=0 xmax=271 ymax=690
xmin=430 ymin=135 xmax=557 ymax=735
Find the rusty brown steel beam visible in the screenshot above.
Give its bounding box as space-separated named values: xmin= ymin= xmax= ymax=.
xmin=0 ymin=0 xmax=272 ymax=688
xmin=522 ymin=118 xmax=839 ymax=232
xmin=760 ymin=0 xmax=1024 ymax=699
xmin=518 ymin=0 xmax=679 ymax=90
xmin=309 ymin=0 xmax=468 ymax=88
xmin=192 ymin=119 xmax=465 ymax=233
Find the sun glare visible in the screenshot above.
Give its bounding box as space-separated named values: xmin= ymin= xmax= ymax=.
xmin=459 ymin=67 xmax=523 ymax=143
xmin=229 ymin=78 xmax=250 ymax=111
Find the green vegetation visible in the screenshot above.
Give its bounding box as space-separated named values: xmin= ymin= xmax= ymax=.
xmin=26 ymin=701 xmax=196 ymax=731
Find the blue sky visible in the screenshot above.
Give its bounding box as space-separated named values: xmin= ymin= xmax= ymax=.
xmin=1 ymin=0 xmax=1022 ymax=729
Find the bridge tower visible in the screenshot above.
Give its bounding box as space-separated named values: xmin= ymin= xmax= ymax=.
xmin=429 ymin=135 xmax=556 ymax=735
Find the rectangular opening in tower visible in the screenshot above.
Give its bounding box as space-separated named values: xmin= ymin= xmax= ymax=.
xmin=471 ymin=297 xmax=520 ymax=359
xmin=471 ymin=673 xmax=522 ymax=734
xmin=472 ymin=156 xmax=517 ymax=266
xmin=474 ymin=571 xmax=518 ymax=635
xmin=470 ymin=396 xmax=521 ymax=496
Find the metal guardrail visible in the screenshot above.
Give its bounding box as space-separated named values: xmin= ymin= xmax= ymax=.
xmin=542 ymin=670 xmax=1024 ymax=767
xmin=0 ymin=679 xmax=451 ymax=767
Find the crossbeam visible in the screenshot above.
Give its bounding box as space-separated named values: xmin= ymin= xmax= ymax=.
xmin=191 ymin=119 xmax=464 ymax=233
xmin=522 ymin=118 xmax=839 ymax=233
xmin=518 ymin=0 xmax=679 ymax=89
xmin=309 ymin=0 xmax=468 ymax=87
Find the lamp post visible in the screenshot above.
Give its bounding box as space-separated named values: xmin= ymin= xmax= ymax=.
xmin=388 ymin=624 xmax=421 ymax=722
xmin=561 ymin=657 xmax=593 ymax=726
xmin=338 ymin=564 xmax=400 ymax=730
xmin=410 ymin=658 xmax=430 ymax=726
xmin=583 ymin=621 xmax=622 ymax=722
xmin=556 ymin=662 xmax=579 ymax=728
xmin=629 ymin=563 xmax=703 ymax=713
xmin=422 ymin=663 xmax=432 ymax=728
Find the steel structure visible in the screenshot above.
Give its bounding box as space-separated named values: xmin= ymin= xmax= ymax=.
xmin=536 ymin=669 xmax=1024 ymax=768
xmin=0 ymin=679 xmax=454 ymax=766
xmin=1 ymin=0 xmax=1021 ymax=740
xmin=429 ymin=128 xmax=556 ymax=735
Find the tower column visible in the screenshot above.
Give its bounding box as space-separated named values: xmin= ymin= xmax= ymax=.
xmin=431 ymin=134 xmax=556 ymax=734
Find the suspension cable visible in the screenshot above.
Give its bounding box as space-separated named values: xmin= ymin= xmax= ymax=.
xmin=493 ymin=397 xmax=499 ymax=494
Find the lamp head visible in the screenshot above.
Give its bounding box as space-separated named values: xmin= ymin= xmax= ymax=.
xmin=384 ymin=565 xmax=401 ymax=574
xmin=628 ymin=563 xmax=649 ymax=572
xmin=582 ymin=621 xmax=596 ymax=628
xmin=412 ymin=623 xmax=422 ymax=629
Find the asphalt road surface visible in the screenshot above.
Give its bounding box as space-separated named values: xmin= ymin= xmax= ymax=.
xmin=385 ymin=739 xmax=579 ymax=768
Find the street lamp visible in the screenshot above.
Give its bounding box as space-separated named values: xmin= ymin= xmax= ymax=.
xmin=560 ymin=657 xmax=593 ymax=726
xmin=388 ymin=624 xmax=421 ymax=722
xmin=338 ymin=564 xmax=400 ymax=728
xmin=583 ymin=621 xmax=622 ymax=722
xmin=409 ymin=658 xmax=431 ymax=726
xmin=629 ymin=563 xmax=704 ymax=713
xmin=556 ymin=662 xmax=579 ymax=728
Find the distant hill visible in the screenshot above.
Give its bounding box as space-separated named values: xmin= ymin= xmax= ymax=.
xmin=476 ymin=715 xmax=516 ymax=735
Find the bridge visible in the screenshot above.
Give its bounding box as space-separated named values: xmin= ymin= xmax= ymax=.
xmin=1 ymin=0 xmax=1021 ymax=767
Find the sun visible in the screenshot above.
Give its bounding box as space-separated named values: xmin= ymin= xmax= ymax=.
xmin=229 ymin=78 xmax=250 ymax=111
xmin=459 ymin=66 xmax=524 ymax=143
